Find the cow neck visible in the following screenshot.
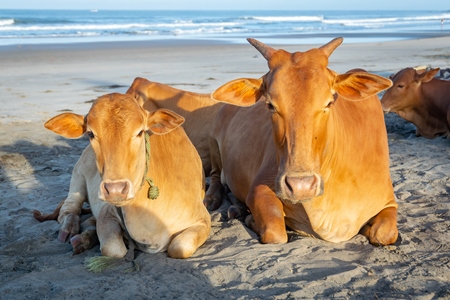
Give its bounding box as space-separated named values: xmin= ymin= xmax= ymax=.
xmin=139 ymin=131 xmax=159 ymax=200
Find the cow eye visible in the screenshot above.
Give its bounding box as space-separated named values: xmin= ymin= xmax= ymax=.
xmin=86 ymin=131 xmax=94 ymax=139
xmin=137 ymin=130 xmax=144 ymax=137
xmin=397 ymin=84 xmax=404 ymax=89
xmin=266 ymin=101 xmax=275 ymax=112
xmin=326 ymin=101 xmax=333 ymax=108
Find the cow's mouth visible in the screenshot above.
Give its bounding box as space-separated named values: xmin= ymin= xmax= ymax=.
xmin=278 ymin=196 xmax=314 ymax=205
xmin=103 ymin=197 xmax=133 ymax=207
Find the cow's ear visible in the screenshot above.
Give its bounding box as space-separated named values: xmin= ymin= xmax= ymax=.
xmin=44 ymin=113 xmax=86 ymax=138
xmin=418 ymin=68 xmax=440 ymax=83
xmin=212 ymin=78 xmax=264 ymax=106
xmin=146 ymin=109 xmax=184 ymax=135
xmin=333 ymin=72 xmax=392 ymax=101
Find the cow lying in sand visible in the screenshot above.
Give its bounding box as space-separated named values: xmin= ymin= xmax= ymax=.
xmin=44 ymin=93 xmax=210 ymax=258
xmin=126 ymin=77 xmax=224 ymax=175
xmin=380 ymin=67 xmax=450 ymax=138
xmin=34 ymin=78 xmax=225 ymax=253
xmin=205 ymin=37 xmax=398 ymax=246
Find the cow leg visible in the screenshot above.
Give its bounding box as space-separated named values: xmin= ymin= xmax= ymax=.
xmin=96 ymin=205 xmax=127 ymax=258
xmin=70 ymin=216 xmax=99 ymax=255
xmin=246 ymin=184 xmax=288 ymax=244
xmin=58 ymin=213 xmax=81 ymax=243
xmin=57 ymin=158 xmax=89 ymax=242
xmin=204 ymin=181 xmax=224 ymax=211
xmin=359 ymin=206 xmax=398 ymax=246
xmin=34 ymin=199 xmax=92 ymax=224
xmin=33 ymin=199 xmax=64 ymax=222
xmin=168 ymin=222 xmax=210 ymax=259
xmin=58 ymin=202 xmax=94 ymax=243
xmin=204 ymin=137 xmax=225 ymax=211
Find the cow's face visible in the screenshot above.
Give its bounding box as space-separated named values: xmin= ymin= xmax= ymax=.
xmin=44 ymin=93 xmax=184 ymax=206
xmin=212 ymin=38 xmax=391 ymax=204
xmin=260 ymin=48 xmax=335 ymax=203
xmin=380 ymin=67 xmax=439 ymax=113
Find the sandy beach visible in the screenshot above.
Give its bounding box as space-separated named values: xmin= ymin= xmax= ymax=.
xmin=1 ymin=35 xmax=450 ymax=299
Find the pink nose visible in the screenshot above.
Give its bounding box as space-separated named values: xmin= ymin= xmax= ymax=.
xmin=101 ymin=180 xmax=131 ymax=202
xmin=283 ymin=174 xmax=323 ymax=200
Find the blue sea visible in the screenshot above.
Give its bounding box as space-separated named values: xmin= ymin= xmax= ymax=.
xmin=1 ymin=9 xmax=450 ymax=46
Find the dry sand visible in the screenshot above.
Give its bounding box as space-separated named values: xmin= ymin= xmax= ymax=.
xmin=1 ymin=36 xmax=450 ymax=299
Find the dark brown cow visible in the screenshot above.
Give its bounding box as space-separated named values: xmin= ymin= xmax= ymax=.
xmin=380 ymin=67 xmax=450 ymax=138
xmin=205 ymin=37 xmax=398 ymax=246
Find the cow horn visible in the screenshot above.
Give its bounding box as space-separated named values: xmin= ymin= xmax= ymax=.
xmin=247 ymin=38 xmax=276 ymax=60
xmin=319 ymin=37 xmax=344 ymax=58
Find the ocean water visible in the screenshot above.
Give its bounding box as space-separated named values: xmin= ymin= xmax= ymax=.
xmin=0 ymin=9 xmax=450 ymax=46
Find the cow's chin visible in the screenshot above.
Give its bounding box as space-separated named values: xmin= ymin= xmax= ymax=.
xmin=104 ymin=198 xmax=133 ymax=207
xmin=381 ymin=106 xmax=391 ymax=113
xmin=99 ymin=195 xmax=134 ymax=207
xmin=277 ymin=193 xmax=313 ymax=205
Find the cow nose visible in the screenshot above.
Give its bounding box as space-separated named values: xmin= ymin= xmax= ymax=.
xmin=380 ymin=103 xmax=390 ymax=113
xmin=101 ymin=180 xmax=131 ymax=202
xmin=284 ymin=174 xmax=323 ymax=200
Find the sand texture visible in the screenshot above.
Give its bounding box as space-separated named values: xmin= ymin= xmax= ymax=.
xmin=1 ymin=37 xmax=450 ymax=299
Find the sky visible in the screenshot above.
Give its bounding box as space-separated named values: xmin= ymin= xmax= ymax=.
xmin=2 ymin=0 xmax=450 ymax=11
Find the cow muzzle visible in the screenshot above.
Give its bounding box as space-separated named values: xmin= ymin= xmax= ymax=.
xmin=379 ymin=101 xmax=391 ymax=113
xmin=99 ymin=179 xmax=135 ymax=205
xmin=381 ymin=106 xmax=391 ymax=114
xmin=277 ymin=172 xmax=324 ymax=203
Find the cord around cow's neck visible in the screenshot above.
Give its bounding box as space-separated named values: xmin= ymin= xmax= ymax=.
xmin=139 ymin=131 xmax=159 ymax=200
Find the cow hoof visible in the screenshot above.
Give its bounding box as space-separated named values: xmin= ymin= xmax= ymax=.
xmin=227 ymin=206 xmax=240 ymax=219
xmin=227 ymin=203 xmax=249 ymax=220
xmin=203 ymin=196 xmax=222 ymax=211
xmin=70 ymin=229 xmax=99 ymax=255
xmin=71 ymin=235 xmax=89 ymax=255
xmin=204 ymin=182 xmax=225 ymax=211
xmin=58 ymin=213 xmax=80 ymax=243
xmin=244 ymin=214 xmax=255 ymax=228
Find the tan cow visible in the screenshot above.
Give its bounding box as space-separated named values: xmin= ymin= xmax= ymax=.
xmin=126 ymin=77 xmax=224 ymax=175
xmin=380 ymin=67 xmax=450 ymax=138
xmin=35 ymin=78 xmax=224 ymax=251
xmin=45 ymin=93 xmax=210 ymax=258
xmin=205 ymin=37 xmax=398 ymax=246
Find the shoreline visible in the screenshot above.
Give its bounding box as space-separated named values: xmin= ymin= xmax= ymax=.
xmin=1 ymin=29 xmax=450 ymax=48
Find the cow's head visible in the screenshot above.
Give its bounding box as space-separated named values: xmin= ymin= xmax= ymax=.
xmin=212 ymin=38 xmax=391 ymax=204
xmin=45 ymin=93 xmax=184 ymax=206
xmin=380 ymin=67 xmax=440 ymax=113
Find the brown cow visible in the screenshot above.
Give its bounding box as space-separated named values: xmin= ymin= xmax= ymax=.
xmin=45 ymin=93 xmax=210 ymax=258
xmin=205 ymin=37 xmax=398 ymax=246
xmin=35 ymin=78 xmax=223 ymax=249
xmin=380 ymin=67 xmax=450 ymax=138
xmin=127 ymin=77 xmax=224 ymax=175
xmin=127 ymin=78 xmax=238 ymax=214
